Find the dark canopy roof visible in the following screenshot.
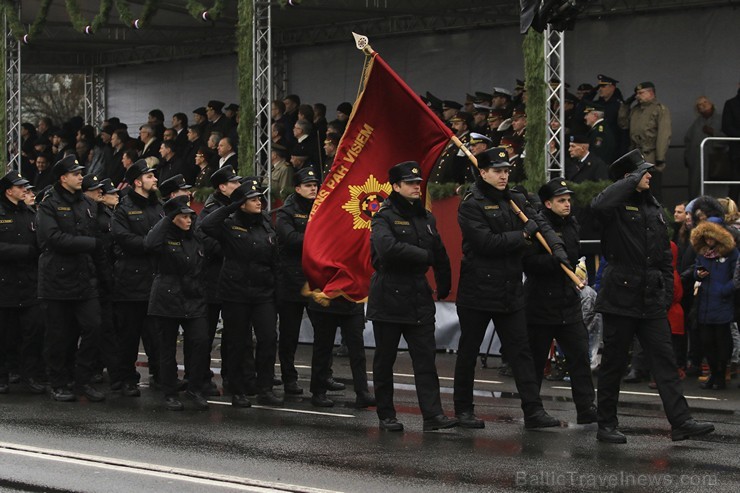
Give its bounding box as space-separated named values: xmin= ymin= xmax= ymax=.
xmin=17 ymin=0 xmax=729 ymax=72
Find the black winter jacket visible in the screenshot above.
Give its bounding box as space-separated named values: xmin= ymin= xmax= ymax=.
xmin=199 ymin=201 xmax=279 ymax=304
xmin=275 ymin=192 xmax=312 ymax=303
xmin=36 ymin=183 xmax=104 ymax=300
xmin=0 ymin=196 xmax=39 ymax=307
xmin=111 ymin=188 xmax=163 ymax=301
xmin=456 ymin=179 xmax=564 ymax=313
xmin=366 ymin=192 xmax=451 ymax=325
xmin=523 ymin=208 xmax=583 ymax=325
xmin=144 ymin=217 xmax=206 ymax=319
xmin=196 ymin=192 xmax=231 ymax=304
xmin=591 ymin=171 xmax=672 ymax=319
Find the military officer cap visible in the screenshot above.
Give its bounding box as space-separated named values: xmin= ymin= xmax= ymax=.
xmin=35 ymin=185 xmax=52 ymax=204
xmin=207 ymin=100 xmax=225 ymax=113
xmin=324 ymin=133 xmax=340 ymax=147
xmin=388 ymin=161 xmax=423 ymax=185
xmin=336 ymin=102 xmax=353 ymax=116
xmin=500 ymin=135 xmax=524 ymax=152
xmin=473 ymin=104 xmax=491 ymax=114
xmin=487 ymin=108 xmax=507 ymax=120
xmin=159 ymin=174 xmax=192 ymax=197
xmin=293 ymin=167 xmax=320 ymax=187
xmin=449 ymin=111 xmax=473 ymax=128
xmin=635 ymin=81 xmax=655 ymax=92
xmin=515 ymin=79 xmax=525 ymax=90
xmin=465 ymin=93 xmax=476 ymax=102
xmin=608 ymin=149 xmax=653 ymax=181
xmin=224 ymin=103 xmax=240 ymax=112
xmin=125 ymin=159 xmax=152 ymax=184
xmin=82 ymin=174 xmax=104 ymax=191
xmin=272 ymin=143 xmax=291 ymax=159
xmin=569 ymin=134 xmax=589 ymax=145
xmin=192 ymin=106 xmax=207 ymax=116
xmin=583 ymin=100 xmax=606 ymax=113
xmin=564 ymin=92 xmax=579 ymax=104
xmin=442 ymin=100 xmax=462 ymax=110
xmin=100 ymin=178 xmax=118 ymax=195
xmin=52 ymin=154 xmax=85 ymax=180
xmin=492 ymin=87 xmax=513 ymax=99
xmin=578 ymin=83 xmax=594 ymax=91
xmin=474 ymin=91 xmax=493 ymax=103
xmin=597 ymin=74 xmax=618 ymax=85
xmin=469 ymin=133 xmax=493 ymax=146
xmin=0 ymin=170 xmax=30 ymax=191
xmin=476 ymin=147 xmax=511 ymax=170
xmin=512 ymin=105 xmax=527 ymax=118
xmin=230 ymin=178 xmax=264 ymax=202
xmin=420 ymin=95 xmax=430 ymax=106
xmin=163 ymin=195 xmax=195 ymax=216
xmin=210 ymin=165 xmax=242 ymax=188
xmin=424 ymin=92 xmax=443 ymax=113
xmin=549 ymin=77 xmax=571 ymax=89
xmin=538 ymin=178 xmax=574 ymax=203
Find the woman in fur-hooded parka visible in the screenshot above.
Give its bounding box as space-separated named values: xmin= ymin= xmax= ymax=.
xmin=691 ymin=220 xmax=737 ymax=389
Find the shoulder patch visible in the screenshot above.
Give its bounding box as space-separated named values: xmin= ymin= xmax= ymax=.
xmin=0 ymin=219 xmax=12 ymax=224
xmin=484 ymin=205 xmax=500 ymax=210
xmin=625 ymin=206 xmax=639 ymax=211
xmin=393 ymin=220 xmax=410 ymax=225
xmin=231 ymin=225 xmax=249 ymax=233
xmin=57 ymin=207 xmax=71 ymax=211
xmin=167 ymin=241 xmax=181 ymax=246
xmin=128 ymin=210 xmax=143 ymax=215
xmin=293 ymin=213 xmax=308 ymax=219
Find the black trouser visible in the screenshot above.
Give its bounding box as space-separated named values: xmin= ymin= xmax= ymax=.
xmin=95 ymin=296 xmax=123 ymax=383
xmin=114 ymin=301 xmax=159 ymax=384
xmin=221 ymin=301 xmax=277 ymax=395
xmin=629 ymin=337 xmax=650 ymax=375
xmin=308 ymin=309 xmax=368 ymax=395
xmin=184 ymin=303 xmax=220 ymax=383
xmin=598 ymin=314 xmax=691 ymax=428
xmin=528 ymin=322 xmax=596 ymax=413
xmin=700 ymin=322 xmax=732 ymax=383
xmin=454 ymin=308 xmax=543 ymax=416
xmin=0 ymin=305 xmax=45 ymax=383
xmin=278 ymin=301 xmax=307 ymax=384
xmin=44 ymin=299 xmax=101 ymax=389
xmin=372 ymin=321 xmax=442 ymax=420
xmin=156 ymin=316 xmax=209 ymax=397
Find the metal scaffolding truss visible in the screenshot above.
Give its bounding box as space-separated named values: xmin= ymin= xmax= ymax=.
xmin=544 ymin=26 xmax=565 ymax=179
xmin=253 ymin=0 xmax=272 ymax=193
xmin=84 ymin=67 xmax=106 ymax=128
xmin=4 ymin=3 xmax=22 ymax=172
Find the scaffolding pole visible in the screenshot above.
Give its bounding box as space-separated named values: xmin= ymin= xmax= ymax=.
xmin=84 ymin=67 xmax=107 ymax=128
xmin=544 ymin=26 xmax=565 ymax=179
xmin=253 ymin=0 xmax=272 ymax=205
xmin=4 ymin=1 xmax=21 ymax=172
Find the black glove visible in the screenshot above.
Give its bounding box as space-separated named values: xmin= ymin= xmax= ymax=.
xmin=523 ymin=220 xmax=539 ymax=239
xmin=624 ymin=94 xmax=636 ymax=106
xmin=436 ymin=283 xmax=450 ymax=301
xmin=551 ymin=244 xmax=573 ymax=271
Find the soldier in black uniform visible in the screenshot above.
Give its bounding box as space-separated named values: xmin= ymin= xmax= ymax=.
xmin=430 ymin=112 xmax=472 ymax=184
xmin=591 ymin=149 xmax=715 ymax=443
xmin=0 ymin=171 xmax=45 ymax=394
xmin=584 ymin=101 xmax=617 ymax=164
xmin=196 ymin=165 xmax=242 ymax=391
xmin=158 ymin=174 xmax=192 ymax=201
xmin=36 ymin=155 xmax=108 ymax=402
xmin=524 ymin=179 xmax=597 ymax=424
xmin=200 ymin=179 xmax=282 ymax=408
xmin=367 ymin=161 xmax=457 ymax=432
xmin=565 ymin=135 xmax=609 ymax=183
xmin=145 ymin=196 xmax=210 ymax=411
xmin=454 ymin=148 xmax=566 ymax=429
xmin=111 ymin=160 xmax=162 ymax=395
xmin=274 ymin=168 xmax=319 ymax=396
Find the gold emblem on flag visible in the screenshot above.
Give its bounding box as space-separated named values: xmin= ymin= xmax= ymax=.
xmin=342 ymin=174 xmax=392 ymax=230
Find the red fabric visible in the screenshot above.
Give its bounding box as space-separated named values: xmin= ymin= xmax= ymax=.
xmin=425 ymin=195 xmax=462 ymax=301
xmin=668 ymin=241 xmax=685 ymax=335
xmin=302 ymin=53 xmax=454 ymax=301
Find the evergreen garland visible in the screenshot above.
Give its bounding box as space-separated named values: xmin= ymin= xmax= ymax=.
xmin=113 ymin=0 xmax=134 ymax=25
xmin=1 ymin=0 xmax=24 ymax=40
xmin=0 ymin=11 xmax=5 ymax=170
xmin=28 ymin=0 xmax=53 ymax=38
xmin=237 ymin=0 xmax=254 ymax=176
xmin=185 ymin=0 xmax=226 ymax=21
xmin=65 ymin=0 xmax=89 ymax=32
xmin=522 ymin=29 xmax=546 ymax=192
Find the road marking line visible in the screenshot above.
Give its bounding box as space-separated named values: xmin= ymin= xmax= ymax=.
xmin=206 ymin=400 xmax=356 ymax=418
xmin=551 ymin=386 xmax=722 ymax=401
xmin=0 ymin=442 xmax=342 ymax=493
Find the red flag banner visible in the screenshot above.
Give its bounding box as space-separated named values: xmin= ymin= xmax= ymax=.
xmin=302 ymin=53 xmax=454 ymax=302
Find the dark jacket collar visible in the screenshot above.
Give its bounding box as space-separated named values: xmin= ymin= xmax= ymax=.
xmin=53 ymin=182 xmax=83 ymax=203
xmin=127 ymin=187 xmax=159 ymax=207
xmin=388 ymin=191 xmax=426 ymax=218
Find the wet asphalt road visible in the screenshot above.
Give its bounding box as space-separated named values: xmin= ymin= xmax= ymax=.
xmin=1 ymin=345 xmax=739 ymax=493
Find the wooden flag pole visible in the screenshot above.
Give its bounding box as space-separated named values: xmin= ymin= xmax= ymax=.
xmin=450 ymin=136 xmax=584 ymax=290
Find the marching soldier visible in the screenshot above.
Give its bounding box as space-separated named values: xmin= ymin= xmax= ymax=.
xmin=367 ymin=161 xmax=457 ymax=432
xmin=454 ymin=148 xmax=566 ymax=429
xmin=37 ymin=155 xmax=107 ymax=402
xmin=145 ymin=196 xmax=210 ymax=411
xmin=111 ymin=159 xmax=163 ymax=395
xmin=200 ymin=179 xmax=282 ymax=408
xmin=524 ymin=179 xmax=597 ymax=424
xmin=0 ymin=171 xmax=45 ymax=394
xmin=591 ymin=149 xmax=714 ymax=443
